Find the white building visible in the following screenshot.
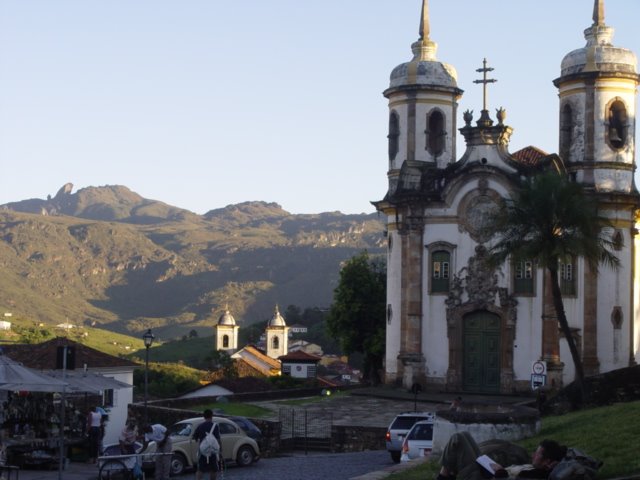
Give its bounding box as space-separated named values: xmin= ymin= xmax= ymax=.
xmin=375 ymin=0 xmax=639 ymax=393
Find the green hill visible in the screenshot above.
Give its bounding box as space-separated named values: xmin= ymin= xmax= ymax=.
xmin=0 ymin=185 xmax=385 ymax=342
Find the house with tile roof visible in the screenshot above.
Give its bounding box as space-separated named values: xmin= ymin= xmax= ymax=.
xmin=279 ymin=350 xmax=321 ymax=379
xmin=231 ymin=345 xmax=281 ymax=377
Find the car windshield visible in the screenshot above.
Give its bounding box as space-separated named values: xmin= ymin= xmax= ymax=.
xmin=407 ymin=423 xmax=433 ymax=440
xmin=390 ymin=416 xmax=425 ymax=430
xmin=168 ymin=422 xmax=193 ymax=437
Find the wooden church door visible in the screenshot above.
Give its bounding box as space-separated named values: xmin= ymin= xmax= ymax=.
xmin=463 ymin=311 xmax=501 ymax=393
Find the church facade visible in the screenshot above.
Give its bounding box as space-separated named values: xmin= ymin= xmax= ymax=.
xmin=375 ymin=0 xmax=640 ymax=393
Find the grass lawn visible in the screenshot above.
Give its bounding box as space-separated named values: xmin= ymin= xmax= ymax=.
xmin=181 ymin=401 xmax=273 ymax=418
xmin=273 ymin=390 xmax=348 ymax=406
xmin=387 ymin=400 xmax=640 ymax=480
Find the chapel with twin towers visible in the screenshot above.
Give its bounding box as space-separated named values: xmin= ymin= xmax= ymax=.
xmin=374 ymin=0 xmax=640 ymax=393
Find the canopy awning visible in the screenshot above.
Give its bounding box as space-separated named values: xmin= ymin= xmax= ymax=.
xmin=42 ymin=371 xmax=132 ymax=394
xmin=0 ymin=352 xmax=68 ymax=392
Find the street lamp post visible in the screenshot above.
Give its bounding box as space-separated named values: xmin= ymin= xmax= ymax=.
xmin=142 ymin=328 xmax=155 ymax=426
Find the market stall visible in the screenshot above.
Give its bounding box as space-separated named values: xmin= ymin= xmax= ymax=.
xmin=0 ymin=353 xmax=131 ymax=472
xmin=0 ymin=352 xmax=69 ymax=470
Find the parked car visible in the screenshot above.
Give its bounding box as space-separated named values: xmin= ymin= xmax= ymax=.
xmin=385 ymin=411 xmax=435 ymax=463
xmin=400 ymin=419 xmax=434 ymax=460
xmin=146 ymin=416 xmax=261 ymax=475
xmin=229 ymin=416 xmax=263 ymax=441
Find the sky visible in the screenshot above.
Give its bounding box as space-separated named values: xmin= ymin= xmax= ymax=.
xmin=1 ymin=1 xmax=639 ymax=215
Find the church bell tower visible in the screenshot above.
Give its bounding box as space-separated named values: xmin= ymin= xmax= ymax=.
xmin=377 ymin=0 xmax=463 ymax=387
xmin=554 ymin=0 xmax=640 ymax=374
xmin=554 ymin=0 xmax=639 ymax=192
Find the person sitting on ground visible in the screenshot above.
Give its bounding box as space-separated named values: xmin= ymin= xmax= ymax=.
xmin=119 ymin=421 xmax=138 ymax=455
xmin=193 ymin=409 xmax=222 ymax=480
xmin=437 ymin=432 xmax=567 ymax=480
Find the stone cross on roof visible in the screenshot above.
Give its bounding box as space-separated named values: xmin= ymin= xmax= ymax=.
xmin=473 ymin=58 xmax=497 ymax=112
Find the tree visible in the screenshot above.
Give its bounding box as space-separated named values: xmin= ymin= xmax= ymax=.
xmin=204 ymin=349 xmax=238 ymax=379
xmin=327 ymin=251 xmax=386 ymax=384
xmin=487 ymin=171 xmax=618 ymax=403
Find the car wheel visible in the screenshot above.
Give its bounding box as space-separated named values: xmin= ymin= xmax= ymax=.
xmin=236 ymin=445 xmax=255 ymax=467
xmin=390 ymin=451 xmax=401 ymax=463
xmin=170 ymin=452 xmax=188 ymax=476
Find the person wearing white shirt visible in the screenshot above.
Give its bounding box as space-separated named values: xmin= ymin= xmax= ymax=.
xmin=141 ymin=423 xmax=172 ymax=480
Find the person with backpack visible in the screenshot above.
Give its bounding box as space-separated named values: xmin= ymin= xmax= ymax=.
xmin=193 ymin=409 xmax=222 ymax=480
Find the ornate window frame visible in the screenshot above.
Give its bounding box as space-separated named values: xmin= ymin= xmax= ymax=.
xmin=426 ymin=241 xmax=456 ymax=294
xmin=559 ymin=257 xmax=577 ymax=297
xmin=512 ymin=259 xmax=536 ymax=296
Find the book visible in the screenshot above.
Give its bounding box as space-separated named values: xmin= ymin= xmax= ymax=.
xmin=476 ymin=454 xmax=500 ymax=475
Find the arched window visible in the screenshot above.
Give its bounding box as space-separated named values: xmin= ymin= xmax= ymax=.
xmin=272 ymin=336 xmax=279 ymax=350
xmin=431 ymin=250 xmax=450 ymax=293
xmin=612 ymin=230 xmax=624 ymax=251
xmin=388 ymin=112 xmax=400 ymax=161
xmin=426 ymin=110 xmax=445 ymax=156
xmin=222 ymin=335 xmax=229 ymax=348
xmin=560 ymin=104 xmax=573 ymax=161
xmin=608 ymin=100 xmax=628 ymax=150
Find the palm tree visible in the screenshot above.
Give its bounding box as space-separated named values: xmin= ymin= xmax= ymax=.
xmin=487 ymin=171 xmax=619 ymax=402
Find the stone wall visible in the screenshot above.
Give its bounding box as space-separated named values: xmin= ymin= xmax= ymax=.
xmin=432 ymin=404 xmax=540 ymax=456
xmin=331 ymin=426 xmax=387 ymax=453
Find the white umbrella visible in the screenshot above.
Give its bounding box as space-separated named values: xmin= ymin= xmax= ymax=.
xmin=0 ymin=351 xmax=68 ymax=392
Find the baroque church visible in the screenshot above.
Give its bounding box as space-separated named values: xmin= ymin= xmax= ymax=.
xmin=374 ymin=0 xmax=640 ymax=393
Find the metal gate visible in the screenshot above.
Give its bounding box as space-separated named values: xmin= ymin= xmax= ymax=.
xmin=279 ymin=406 xmax=333 ymax=452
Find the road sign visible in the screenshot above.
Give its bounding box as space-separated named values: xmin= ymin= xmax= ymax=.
xmin=531 ymin=373 xmax=546 ymax=390
xmin=532 ymin=360 xmax=546 ymax=375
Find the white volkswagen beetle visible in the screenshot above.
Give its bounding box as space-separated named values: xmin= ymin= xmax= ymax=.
xmin=155 ymin=416 xmax=260 ymax=475
xmin=99 ymin=416 xmax=260 ymax=477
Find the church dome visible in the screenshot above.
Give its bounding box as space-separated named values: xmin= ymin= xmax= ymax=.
xmin=389 ymin=39 xmax=458 ymax=89
xmin=560 ymin=6 xmax=637 ymax=77
xmin=217 ymin=308 xmax=236 ymax=326
xmin=388 ymin=1 xmax=458 ymax=91
xmin=268 ymin=306 xmax=286 ymax=327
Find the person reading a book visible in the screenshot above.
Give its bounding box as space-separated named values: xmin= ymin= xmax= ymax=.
xmin=437 ymin=432 xmax=567 ymax=480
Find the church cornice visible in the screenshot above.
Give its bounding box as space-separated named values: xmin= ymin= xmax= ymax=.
xmin=554 ymin=71 xmax=640 ymax=88
xmin=383 ymin=83 xmax=463 ymax=99
xmin=566 ymin=161 xmax=635 ymax=171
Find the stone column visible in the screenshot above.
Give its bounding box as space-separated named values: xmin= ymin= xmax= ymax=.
xmin=398 ymin=214 xmax=425 ymax=388
xmin=582 ymin=262 xmax=600 ymax=375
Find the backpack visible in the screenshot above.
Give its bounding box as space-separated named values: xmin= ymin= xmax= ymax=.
xmin=549 ymin=448 xmax=603 ymax=480
xmin=199 ymin=422 xmax=220 ymax=460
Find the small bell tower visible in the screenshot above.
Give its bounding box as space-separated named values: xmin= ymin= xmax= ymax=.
xmin=214 ymin=306 xmax=239 ymax=352
xmin=265 ymin=305 xmax=289 ymax=359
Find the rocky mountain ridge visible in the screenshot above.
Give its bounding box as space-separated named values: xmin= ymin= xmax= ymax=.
xmin=0 ymin=184 xmax=385 ymax=340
